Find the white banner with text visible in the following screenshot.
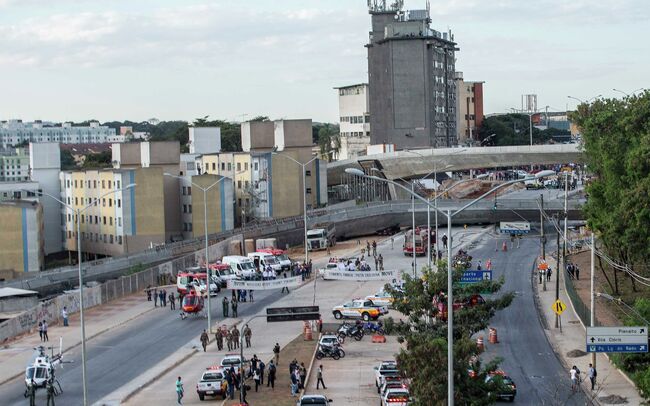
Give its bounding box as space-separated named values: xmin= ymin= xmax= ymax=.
xmin=323 ymin=269 xmax=398 ymax=281
xmin=226 ymin=276 xmax=302 ymax=290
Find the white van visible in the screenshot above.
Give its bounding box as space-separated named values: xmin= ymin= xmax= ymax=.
xmin=221 ymin=256 xmax=257 ymax=280
xmin=247 ymin=252 xmax=282 ymax=274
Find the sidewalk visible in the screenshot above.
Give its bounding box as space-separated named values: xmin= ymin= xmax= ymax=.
xmin=0 ymin=292 xmax=158 ymax=386
xmin=535 ymin=255 xmax=642 ymax=405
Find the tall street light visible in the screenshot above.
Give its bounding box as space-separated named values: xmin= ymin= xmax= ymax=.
xmin=613 ymin=88 xmax=644 ymax=97
xmin=345 ymin=168 xmax=554 ymax=405
xmin=271 ymin=152 xmax=323 ymax=264
xmin=164 ymin=173 xmax=236 ymax=334
xmin=567 ymin=95 xmax=602 ymax=105
xmin=30 ymin=183 xmax=136 ymax=406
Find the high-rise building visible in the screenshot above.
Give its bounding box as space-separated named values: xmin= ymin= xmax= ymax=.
xmin=366 ymin=1 xmax=458 ymax=149
xmin=30 ymin=142 xmax=63 ymax=254
xmin=334 ymin=83 xmax=370 ymax=160
xmin=0 ymin=120 xmax=116 ymax=149
xmin=454 ymin=72 xmax=484 ymax=145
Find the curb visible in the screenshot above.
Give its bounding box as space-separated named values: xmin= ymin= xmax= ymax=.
xmin=300 ymin=331 xmax=321 ymax=397
xmin=0 ymin=305 xmax=157 ymax=387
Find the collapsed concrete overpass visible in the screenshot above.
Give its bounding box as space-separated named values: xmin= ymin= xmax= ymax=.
xmin=328 ymin=144 xmax=583 ymax=185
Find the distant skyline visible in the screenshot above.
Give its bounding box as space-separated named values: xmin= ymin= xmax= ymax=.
xmin=0 ymin=0 xmax=648 ymax=123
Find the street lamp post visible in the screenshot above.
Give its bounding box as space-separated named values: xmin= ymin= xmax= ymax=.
xmin=271 ymin=152 xmax=321 ymax=264
xmin=30 ymin=184 xmax=136 ymax=406
xmin=567 ymin=95 xmax=602 ymax=105
xmin=612 ymin=88 xmax=644 ymax=97
xmin=344 ymin=168 xmax=554 ymax=405
xmin=164 ymin=173 xmax=235 ymax=334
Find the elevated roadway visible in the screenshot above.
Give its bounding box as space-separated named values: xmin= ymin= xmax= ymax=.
xmin=328 ymin=144 xmax=583 ymax=185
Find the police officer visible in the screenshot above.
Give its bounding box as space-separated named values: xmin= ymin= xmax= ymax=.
xmin=226 ymin=329 xmax=233 ymax=351
xmin=231 ymin=298 xmax=238 ymax=318
xmin=232 ymin=326 xmax=240 ymax=349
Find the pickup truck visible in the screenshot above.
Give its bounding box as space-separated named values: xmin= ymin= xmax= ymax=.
xmin=196 ymin=367 xmax=227 ymax=401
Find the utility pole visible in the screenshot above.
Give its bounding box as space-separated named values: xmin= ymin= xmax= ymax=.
xmin=540 ymin=194 xmax=546 ymax=291
xmin=590 ymin=232 xmax=597 ymax=368
xmin=555 ymin=215 xmax=561 ymax=329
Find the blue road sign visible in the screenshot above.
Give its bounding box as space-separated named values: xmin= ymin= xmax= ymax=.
xmin=586 ymin=344 xmax=648 ymax=353
xmin=460 ymin=270 xmax=493 ymax=284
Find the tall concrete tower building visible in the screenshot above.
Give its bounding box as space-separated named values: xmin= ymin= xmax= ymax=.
xmin=367 ymin=1 xmax=459 ymax=149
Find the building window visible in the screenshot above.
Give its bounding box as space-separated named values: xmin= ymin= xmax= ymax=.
xmin=306 ymin=188 xmax=312 ymax=194
xmin=110 ymin=235 xmax=114 ymax=244
xmin=103 ymin=216 xmax=107 ymax=225
xmin=118 ymin=217 xmax=122 ymax=227
xmin=221 ymin=163 xmax=225 ymax=171
xmin=182 ymin=186 xmax=186 ymax=195
xmin=102 ymin=180 xmax=105 ymax=188
xmin=116 ymin=180 xmax=120 ymax=189
xmin=108 ymin=180 xmax=112 ymax=189
xmin=118 ymin=236 xmax=123 ymax=245
xmin=93 ymin=180 xmax=97 ymax=188
xmin=102 ymin=198 xmax=106 ymax=207
xmin=183 ymin=204 xmax=187 ymax=213
xmin=244 ymin=162 xmax=248 ymax=171
xmin=244 ymin=180 xmax=249 ymax=189
xmin=238 ymin=198 xmax=242 ymax=207
xmin=254 ymin=162 xmax=258 ymax=171
xmin=188 ymin=204 xmax=192 ymax=213
xmin=183 ymin=223 xmax=187 ymax=232
xmin=237 ymin=162 xmax=241 ymax=171
xmin=205 ymin=163 xmax=209 ymax=171
xmin=188 ymin=223 xmax=193 ymax=232
xmin=109 ymin=198 xmax=112 ymax=207
xmin=187 ymin=186 xmax=191 ymax=196
xmin=305 ymin=170 xmax=312 ymax=176
xmin=117 ymin=199 xmax=121 ymax=208
xmin=227 ymin=163 xmax=232 ymax=171
xmin=212 ymin=163 xmax=216 ymax=171
xmin=245 ymin=198 xmax=249 ymax=207
xmin=109 ymin=217 xmax=113 ymax=226
xmin=237 ymin=180 xmax=242 ymax=189
xmin=75 ymin=197 xmax=78 ymax=205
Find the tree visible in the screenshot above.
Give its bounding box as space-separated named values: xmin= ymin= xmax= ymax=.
xmin=478 ymin=114 xmax=559 ymax=146
xmin=60 ymin=149 xmax=77 ymax=170
xmin=82 ymin=151 xmax=112 ymax=168
xmin=384 ymin=263 xmax=514 ymax=404
xmin=316 ymin=123 xmax=339 ymax=161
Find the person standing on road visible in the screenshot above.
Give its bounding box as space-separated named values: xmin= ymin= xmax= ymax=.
xmin=299 ymin=362 xmax=307 ymax=389
xmin=372 ymin=240 xmax=377 ymax=257
xmin=153 ymin=288 xmax=158 ymax=307
xmin=200 ymin=329 xmax=209 ymax=352
xmin=378 ymin=254 xmax=384 ymax=271
xmin=46 ymin=379 xmax=55 ymax=406
xmin=162 ymin=290 xmax=167 ymax=307
xmin=391 ymin=236 xmax=394 ymax=250
xmin=547 ymin=267 xmax=553 ymax=282
xmin=258 ymin=360 xmax=265 ymax=385
xmin=175 ymin=376 xmax=184 ymax=405
xmin=146 ymin=286 xmax=152 ymax=301
xmin=267 ymin=360 xmax=276 ymax=389
xmin=253 ymin=368 xmax=261 ymax=392
xmin=570 ymin=365 xmax=580 ymax=391
xmin=273 ymin=343 xmax=281 ymax=365
xmin=169 ymin=292 xmax=176 ymax=310
xmin=231 ymin=298 xmax=238 ymax=318
xmin=42 ymin=320 xmax=49 ymax=342
xmin=28 ymin=378 xmax=36 ymax=406
xmin=222 ymin=296 xmax=229 ymax=318
xmin=225 ymin=368 xmax=235 ymax=399
xmin=588 ymin=363 xmax=597 ymax=390
xmin=38 ymin=322 xmax=43 ymax=341
xmin=215 ymin=328 xmax=224 ymax=350
xmin=243 ymin=324 xmax=252 ymax=348
xmin=232 ymin=326 xmax=240 ymax=349
xmin=442 ymin=234 xmax=448 ymax=249
xmin=226 ymin=329 xmax=233 ymax=351
xmin=316 ymin=364 xmax=327 ymax=389
xmin=249 ymin=289 xmax=254 ymax=302
xmin=62 ymin=306 xmax=69 ymax=327
xmin=374 ymin=256 xmax=379 ymax=271
xmin=290 ymin=368 xmax=299 ymax=397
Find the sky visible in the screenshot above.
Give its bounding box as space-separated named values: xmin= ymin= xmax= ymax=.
xmin=0 ymin=0 xmax=648 ymax=123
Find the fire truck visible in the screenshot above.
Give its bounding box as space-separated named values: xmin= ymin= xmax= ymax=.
xmin=403 ymin=226 xmax=435 ymax=256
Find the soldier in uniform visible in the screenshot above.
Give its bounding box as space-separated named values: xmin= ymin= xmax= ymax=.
xmin=28 ymin=379 xmax=36 ymax=406
xmin=243 ymin=324 xmax=252 ymax=348
xmin=232 ymin=326 xmax=240 ymax=349
xmin=231 ymin=299 xmax=238 ymax=318
xmin=46 ymin=379 xmax=56 ymax=406
xmin=226 ymin=329 xmax=233 ymax=351
xmin=215 ymin=328 xmax=224 ymax=351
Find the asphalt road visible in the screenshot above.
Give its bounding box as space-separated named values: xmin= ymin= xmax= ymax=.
xmin=470 ymin=233 xmax=586 ymax=404
xmin=0 ymin=286 xmax=287 ymax=405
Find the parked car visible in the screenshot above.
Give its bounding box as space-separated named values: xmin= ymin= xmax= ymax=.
xmin=486 ymin=371 xmax=517 ymax=402
xmin=380 ymin=387 xmax=411 ymax=405
xmin=296 ymin=394 xmax=332 ymax=405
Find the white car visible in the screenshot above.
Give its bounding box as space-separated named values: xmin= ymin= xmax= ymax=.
xmin=219 ymin=354 xmax=248 ymax=376
xmin=365 ymin=290 xmax=395 ymax=308
xmin=374 ymin=360 xmax=399 ymax=389
xmin=319 ymin=334 xmax=342 ymax=347
xmin=381 ymin=388 xmax=411 ymax=406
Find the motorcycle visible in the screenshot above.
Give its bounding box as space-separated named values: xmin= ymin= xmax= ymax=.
xmin=362 ymin=321 xmax=385 ymax=335
xmin=315 ymin=343 xmax=345 ymax=360
xmin=338 ymin=322 xmax=364 ymax=342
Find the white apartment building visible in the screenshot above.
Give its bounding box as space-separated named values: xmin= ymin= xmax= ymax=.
xmin=0 ymin=147 xmax=30 ymax=181
xmin=334 ymin=83 xmax=370 ymax=160
xmin=1 ymin=120 xmax=116 ymax=149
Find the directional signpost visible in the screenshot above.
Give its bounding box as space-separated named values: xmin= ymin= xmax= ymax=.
xmin=499 ymin=221 xmax=531 ymax=235
xmin=460 ymin=270 xmax=493 ymax=284
xmin=266 ymin=306 xmax=320 ymax=323
xmin=586 ymin=326 xmax=649 ymax=353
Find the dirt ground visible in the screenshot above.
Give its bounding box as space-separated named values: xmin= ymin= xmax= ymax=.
xmin=224 ymin=333 xmax=317 ymax=406
xmin=567 ymin=249 xmax=649 ymax=326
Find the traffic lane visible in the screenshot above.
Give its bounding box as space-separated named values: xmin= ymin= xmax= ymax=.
xmin=471 ymin=237 xmax=585 ymax=404
xmin=0 ymin=287 xmax=284 ymax=406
